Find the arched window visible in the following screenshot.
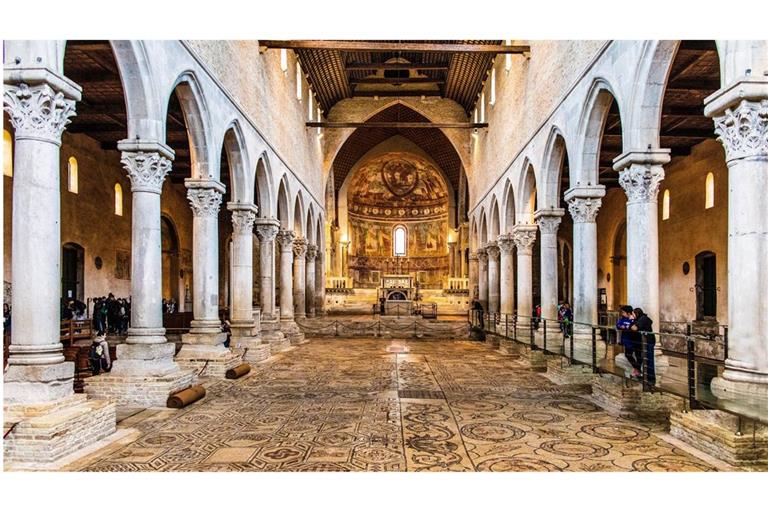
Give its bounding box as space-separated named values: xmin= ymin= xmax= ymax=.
xmin=705 ymin=172 xmax=715 ymax=209
xmin=393 ymin=225 xmax=407 ymax=257
xmin=67 ymin=156 xmax=78 ymax=193
xmin=279 ymin=49 xmax=288 ymax=72
xmin=316 ymin=106 xmax=323 ymax=135
xmin=3 ymin=129 xmax=12 ymax=177
xmin=308 ymin=91 xmax=314 ymax=119
xmin=662 ymin=189 xmax=670 ymax=220
xmin=505 ymin=39 xmax=513 ymax=71
xmin=480 ymin=92 xmax=486 ymax=122
xmin=296 ymin=62 xmax=302 ymax=101
xmin=114 ymin=183 xmax=123 ymax=216
xmin=489 ymin=68 xmax=496 ymax=106
xmin=473 ymin=107 xmax=479 ymax=124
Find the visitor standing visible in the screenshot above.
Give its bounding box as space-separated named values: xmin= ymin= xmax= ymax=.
xmin=631 ymin=307 xmax=656 ymax=385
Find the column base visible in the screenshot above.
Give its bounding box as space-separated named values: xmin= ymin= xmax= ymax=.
xmin=261 ymin=317 xmax=290 ymax=353
xmin=570 ymin=330 xmax=606 ymax=366
xmin=281 ymin=319 xmax=307 ymax=345
xmin=544 ymin=356 xmax=594 ymax=393
xmin=591 ymin=374 xmax=683 ymax=418
xmin=4 ymin=361 xmax=75 ymax=404
xmin=4 ymin=394 xmax=116 ymax=469
xmin=84 ymin=370 xmax=196 ymax=408
xmin=711 ymin=374 xmax=768 ymax=402
xmin=238 ymin=337 xmax=271 ymax=363
xmin=181 ymin=330 xmax=227 ymax=346
xmin=111 ymin=341 xmax=180 ymax=377
xmin=498 ymin=338 xmax=522 ymax=356
xmin=520 ymin=346 xmax=548 ymax=372
xmin=175 ymin=344 xmax=241 ymax=379
xmin=669 ymin=409 xmax=768 ymax=467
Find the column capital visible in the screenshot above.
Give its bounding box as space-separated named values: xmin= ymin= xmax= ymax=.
xmin=613 ymin=150 xmax=669 ymax=204
xmin=447 ymin=240 xmax=457 ymax=248
xmin=254 ymin=218 xmax=280 ymax=243
xmin=477 ymin=247 xmax=488 ymax=264
xmin=230 ymin=208 xmax=257 ymax=235
xmin=4 ymin=80 xmax=79 ymax=145
xmin=512 ymin=225 xmax=537 ymax=254
xmin=120 ymin=151 xmax=173 ymax=195
xmin=469 ymin=252 xmax=479 ymax=262
xmin=497 ymin=233 xmax=515 ymax=254
xmin=276 ymin=229 xmax=295 ymax=251
xmin=564 ymin=187 xmax=604 ymax=224
xmin=306 ymin=244 xmax=318 ymax=262
xmin=485 ymin=242 xmax=500 ymax=259
xmin=186 ymin=183 xmax=224 ymax=218
xmin=534 ymin=208 xmax=565 ymax=235
xmin=293 ymin=237 xmax=307 ymax=258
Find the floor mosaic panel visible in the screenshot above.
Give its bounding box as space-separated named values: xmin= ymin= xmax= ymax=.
xmin=68 ymin=338 xmax=717 ymax=472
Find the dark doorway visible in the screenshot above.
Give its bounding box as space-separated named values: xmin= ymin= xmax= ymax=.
xmin=62 ymin=243 xmax=85 ymax=301
xmin=695 ymin=251 xmax=717 ymax=320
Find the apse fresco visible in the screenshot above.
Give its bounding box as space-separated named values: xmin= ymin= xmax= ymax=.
xmin=347 ymin=152 xmax=449 ymax=286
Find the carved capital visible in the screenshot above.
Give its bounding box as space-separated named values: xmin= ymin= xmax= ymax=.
xmin=254 ymin=222 xmax=279 ymax=243
xmin=306 ymin=245 xmax=318 ymax=262
xmin=187 ymin=187 xmax=223 ymax=217
xmin=497 ymin=234 xmax=515 ymax=254
xmin=121 ymin=151 xmax=172 ymax=194
xmin=231 ymin=209 xmax=256 ymax=235
xmin=277 ymin=229 xmax=295 ymax=251
xmin=536 ymin=216 xmax=561 ymax=235
xmin=485 ymin=242 xmax=500 ymax=259
xmin=712 ymin=99 xmax=768 ymax=162
xmin=619 ymin=164 xmax=665 ymax=204
xmin=469 ymin=253 xmax=479 ymax=262
xmin=292 ymin=237 xmax=307 ymax=258
xmin=476 ymin=248 xmax=488 ymax=264
xmin=567 ymin=196 xmax=601 ymax=224
xmin=512 ymin=226 xmax=537 ymax=254
xmin=3 ymin=82 xmax=77 ymax=144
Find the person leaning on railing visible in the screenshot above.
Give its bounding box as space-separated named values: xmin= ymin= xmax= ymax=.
xmin=631 ymin=308 xmax=656 ymax=385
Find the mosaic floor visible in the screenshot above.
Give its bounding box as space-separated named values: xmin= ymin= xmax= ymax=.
xmin=67 ymin=338 xmax=717 ymax=472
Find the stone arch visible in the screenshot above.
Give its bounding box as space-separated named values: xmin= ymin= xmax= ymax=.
xmin=315 ymin=214 xmax=324 ymax=251
xmin=541 ymin=126 xmax=569 ymax=210
xmin=109 ymin=40 xmax=164 ymax=141
xmin=221 ymin=120 xmax=250 ymax=204
xmin=166 ymin=71 xmax=214 ymax=180
xmin=577 ymin=79 xmax=624 ymax=187
xmin=276 ymin=176 xmax=291 ymax=229
xmin=517 ymin=159 xmax=538 ymax=224
xmin=470 ymin=217 xmax=479 ymax=251
xmin=480 ymin=210 xmax=488 ymax=245
xmin=489 ymin=196 xmax=501 ymax=240
xmin=254 ymin=152 xmax=274 ymax=218
xmin=292 ymin=190 xmax=305 ymax=236
xmin=306 ymin=205 xmax=316 ymax=244
xmin=502 ymin=179 xmax=516 ymax=233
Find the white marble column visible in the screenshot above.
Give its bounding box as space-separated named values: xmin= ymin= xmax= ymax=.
xmin=513 ymin=225 xmax=537 ymax=340
xmin=469 ymin=252 xmax=479 ymax=300
xmin=477 ymin=248 xmax=489 ymax=311
xmin=315 ymin=249 xmax=325 ymax=316
xmin=497 ymin=234 xmax=515 ymax=320
xmin=447 ymin=241 xmax=457 ymax=278
xmin=227 ymin=204 xmax=265 ymax=357
xmin=4 ymin=75 xmax=80 ymax=403
xmin=255 ymin=219 xmax=286 ymax=346
xmin=486 ymin=243 xmax=500 ymax=314
xmin=535 ymin=208 xmax=565 ymax=350
xmin=277 ymin=229 xmax=304 ymax=344
xmin=181 ymin=181 xmax=226 ymax=346
xmin=706 ymin=80 xmax=768 ymax=399
xmin=340 ymin=241 xmax=350 ymax=277
xmin=565 ymin=187 xmax=605 ymax=359
xmin=293 ymin=238 xmax=307 ymax=319
xmin=306 ymin=244 xmax=318 ymax=318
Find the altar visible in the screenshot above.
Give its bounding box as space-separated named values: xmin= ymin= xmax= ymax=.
xmin=378 ymin=274 xmax=416 ymax=315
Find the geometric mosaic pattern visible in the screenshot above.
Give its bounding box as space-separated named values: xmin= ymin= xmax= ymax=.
xmin=68 ymin=338 xmax=716 ymax=472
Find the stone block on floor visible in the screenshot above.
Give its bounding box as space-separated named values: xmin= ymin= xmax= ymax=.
xmin=84 ymin=369 xmax=197 ymax=408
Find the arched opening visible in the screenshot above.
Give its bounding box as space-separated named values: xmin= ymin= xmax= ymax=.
xmin=393 ymin=225 xmax=407 ymax=257
xmin=695 ymin=251 xmax=717 ymax=321
xmin=161 ymin=216 xmax=182 ymax=311
xmin=662 ymin=189 xmax=670 ymax=220
xmin=114 ymin=183 xmax=123 ymax=216
xmin=61 ymin=242 xmax=85 ymax=302
xmin=705 ymin=172 xmax=715 ymax=209
xmin=3 ymin=128 xmax=12 ymax=177
xmin=611 ymin=222 xmax=627 ymax=309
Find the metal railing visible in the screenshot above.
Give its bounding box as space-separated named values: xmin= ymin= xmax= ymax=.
xmin=472 ymin=311 xmax=766 ymax=427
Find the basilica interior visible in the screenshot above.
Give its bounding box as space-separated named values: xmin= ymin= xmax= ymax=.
xmin=2 ymin=36 xmax=768 ymax=480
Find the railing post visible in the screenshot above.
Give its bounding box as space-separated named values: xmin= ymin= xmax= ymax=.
xmin=723 ymin=325 xmax=729 ymax=362
xmin=641 ymin=332 xmax=650 ymax=392
xmin=334 ymin=321 xmax=339 ymax=337
xmin=543 ymin=319 xmax=548 ymax=353
xmin=687 ymin=334 xmax=700 ymax=410
xmin=513 ymin=313 xmax=518 ymax=342
xmin=591 ymin=326 xmax=598 ymax=373
xmin=569 ymin=330 xmax=574 ymax=364
xmin=530 ymin=317 xmax=537 ymax=350
xmin=505 ymin=313 xmax=509 ymax=338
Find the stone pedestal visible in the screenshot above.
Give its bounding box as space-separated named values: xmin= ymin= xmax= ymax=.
xmin=545 ymin=357 xmax=594 ymax=393
xmin=521 ymin=346 xmax=548 ymax=372
xmin=175 ymin=342 xmax=241 ymax=378
xmin=4 ymin=394 xmax=116 ymax=469
xmin=85 ymin=369 xmax=196 ymax=408
xmin=670 ymin=410 xmax=768 ymax=467
xmin=498 ymin=338 xmax=521 ymax=356
xmin=262 ymin=308 xmax=290 ymax=353
xmin=591 ymin=374 xmax=683 ymax=418
xmin=228 ymin=205 xmax=263 ymax=352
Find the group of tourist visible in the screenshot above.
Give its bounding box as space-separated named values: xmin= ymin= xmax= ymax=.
xmin=615 ymin=305 xmax=656 ymax=384
xmin=90 ymin=294 xmax=131 ymax=335
xmin=162 ymin=298 xmax=178 ymax=314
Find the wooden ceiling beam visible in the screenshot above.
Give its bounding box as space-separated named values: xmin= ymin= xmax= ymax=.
xmin=346 ymin=63 xmax=449 ymax=71
xmin=349 ymin=77 xmax=444 ymax=85
xmin=666 ymin=79 xmax=721 ymax=91
xmin=351 ymin=90 xmax=443 ymax=98
xmin=66 ymin=40 xmax=112 ymax=51
xmin=260 ymin=40 xmax=529 ymax=54
xmin=306 ymin=122 xmax=487 ymax=129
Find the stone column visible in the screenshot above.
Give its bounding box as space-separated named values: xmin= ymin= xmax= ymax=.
xmin=315 ymin=248 xmax=326 ymax=316
xmin=293 ymin=238 xmax=307 ymax=319
xmin=3 ymin=71 xmax=117 ymax=465
xmin=564 ymin=186 xmax=605 ymax=360
xmin=306 ymin=244 xmax=318 ymax=318
xmin=226 ymin=204 xmax=268 ymax=361
xmin=477 ymin=248 xmax=489 ymax=311
xmin=486 ymin=243 xmax=500 ymax=314
xmin=277 ymin=229 xmax=304 ymax=344
xmin=340 ymin=240 xmax=350 ymax=277
xmin=535 ymin=209 xmax=565 ymax=351
xmin=447 ymin=241 xmax=457 ymax=279
xmin=513 ymin=225 xmax=537 ymax=341
xmin=255 ymin=219 xmax=286 ymax=350
xmin=706 ymin=80 xmax=768 ymax=399
xmin=469 ymin=252 xmax=479 ymax=299
xmin=497 ymin=234 xmax=515 ymax=320
xmin=176 ymin=181 xmax=239 ymax=377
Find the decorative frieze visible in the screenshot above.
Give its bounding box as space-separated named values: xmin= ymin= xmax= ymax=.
xmin=121 ymin=151 xmax=172 ymax=194
xmin=187 ymin=187 xmax=223 ymax=217
xmin=713 ymin=99 xmax=768 ymax=162
xmin=3 ymin=83 xmax=77 ymax=144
